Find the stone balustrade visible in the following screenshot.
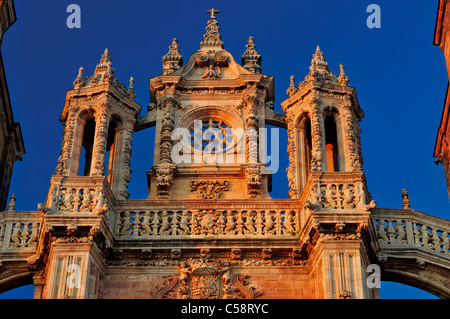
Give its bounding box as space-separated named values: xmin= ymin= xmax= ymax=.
xmin=372 ymin=208 xmax=450 ymax=256
xmin=115 ymin=206 xmax=300 ymax=238
xmin=300 ymin=172 xmax=374 ymax=211
xmin=44 ymin=175 xmax=114 ymax=215
xmin=0 ymin=211 xmax=43 ymax=251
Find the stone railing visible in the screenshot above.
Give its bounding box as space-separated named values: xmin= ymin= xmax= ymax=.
xmin=115 ymin=200 xmax=302 ymax=239
xmin=372 ymin=208 xmax=450 ymax=256
xmin=0 ymin=211 xmax=43 ymax=251
xmin=43 ymin=175 xmax=114 ymax=215
xmin=300 ymin=172 xmax=375 ymax=211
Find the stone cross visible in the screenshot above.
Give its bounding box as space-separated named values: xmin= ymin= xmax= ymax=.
xmin=207 ymin=8 xmax=219 ymax=18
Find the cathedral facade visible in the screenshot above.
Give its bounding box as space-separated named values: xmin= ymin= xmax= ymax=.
xmin=0 ymin=9 xmax=449 ymax=299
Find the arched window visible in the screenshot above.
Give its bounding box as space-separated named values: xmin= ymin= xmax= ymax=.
xmin=324 ymin=115 xmax=339 ymax=172
xmin=78 ymin=118 xmax=96 ymax=176
xmin=324 ymin=111 xmax=343 ymax=172
xmin=297 ymin=114 xmax=312 ymax=194
xmin=105 ymin=117 xmax=120 ymax=185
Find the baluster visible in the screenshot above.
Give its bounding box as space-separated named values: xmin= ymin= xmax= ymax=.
xmin=236 ymin=211 xmax=244 ymax=235
xmin=216 ymin=211 xmax=225 ymax=235
xmin=131 ymin=212 xmax=140 ymax=236
xmin=171 ymin=211 xmax=179 ymax=235
xmin=443 ymin=232 xmax=449 ymax=253
xmin=395 ymin=219 xmax=407 ymax=244
xmin=421 ymin=224 xmax=429 ymax=248
xmin=152 ymin=211 xmax=160 ymax=236
xmin=413 ymin=222 xmax=421 ymax=245
xmin=0 ymin=224 xmax=4 ymax=248
xmin=387 ymin=220 xmax=395 ymax=243
xmin=20 ymin=223 xmax=30 ymax=247
xmin=224 ymin=210 xmax=235 ymax=235
xmin=10 ymin=223 xmax=21 ymax=247
xmin=283 ymin=211 xmax=293 ymax=235
xmin=141 ymin=210 xmax=152 ymax=236
xmin=255 ymin=211 xmax=263 ymax=235
xmin=431 ymin=227 xmax=441 ymax=251
xmin=377 ymin=219 xmax=389 ymax=243
xmin=190 ymin=210 xmax=199 ymax=235
xmin=179 ymin=210 xmax=190 ymax=235
xmin=275 ymin=210 xmax=282 ymax=235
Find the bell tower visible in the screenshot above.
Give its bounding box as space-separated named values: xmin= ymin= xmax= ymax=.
xmin=33 ymin=50 xmax=142 ymax=299
xmin=53 ymin=49 xmax=142 ymax=201
xmin=141 ymin=10 xmax=278 ymax=200
xmin=282 ymin=46 xmax=367 ymax=200
xmin=281 ymin=46 xmax=378 ymax=299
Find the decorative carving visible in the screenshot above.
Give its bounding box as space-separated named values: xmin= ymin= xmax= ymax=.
xmin=9 ymin=222 xmax=40 ymax=248
xmin=190 ymin=181 xmax=229 ymax=199
xmin=402 ymin=189 xmax=410 ymax=209
xmin=117 ymin=209 xmax=299 ymax=238
xmin=149 ymin=275 xmax=178 ymax=299
xmin=338 ymin=290 xmax=352 ymax=299
xmin=245 ymin=164 xmax=262 ymax=198
xmin=233 ymin=274 xmax=263 ymax=299
xmin=241 ymin=36 xmax=262 ymax=74
xmin=201 ymin=9 xmax=223 ymax=49
xmin=6 ymin=193 xmax=16 ymax=212
xmin=162 ymin=38 xmax=183 ymax=75
xmin=178 ymin=253 xmax=231 ymax=299
xmin=155 ymin=165 xmax=176 ymax=198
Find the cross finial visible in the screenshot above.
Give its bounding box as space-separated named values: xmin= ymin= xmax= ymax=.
xmin=207 ymin=8 xmax=219 ymax=18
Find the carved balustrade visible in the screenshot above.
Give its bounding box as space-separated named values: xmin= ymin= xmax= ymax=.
xmin=372 ymin=208 xmax=450 ymax=256
xmin=300 ymin=172 xmax=374 ymax=212
xmin=0 ymin=211 xmax=43 ymax=251
xmin=115 ymin=201 xmax=301 ymax=239
xmin=43 ymin=176 xmax=115 ymax=215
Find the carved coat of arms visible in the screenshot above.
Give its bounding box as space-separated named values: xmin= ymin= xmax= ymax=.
xmin=178 ymin=253 xmax=231 ymax=299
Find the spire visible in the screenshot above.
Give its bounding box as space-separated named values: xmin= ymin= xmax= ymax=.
xmin=286 ymin=75 xmax=298 ymax=97
xmin=162 ymin=38 xmax=183 ymax=75
xmin=241 ymin=36 xmax=262 ymax=74
xmin=200 ymin=8 xmax=224 ymax=50
xmin=300 ymin=45 xmax=345 ymax=86
xmin=95 ymin=48 xmax=113 ymax=75
xmin=338 ymin=63 xmax=350 ymax=86
xmin=311 ymin=45 xmax=330 ymax=74
xmin=127 ymin=77 xmax=136 ymax=100
xmin=73 ymin=66 xmax=85 ymax=89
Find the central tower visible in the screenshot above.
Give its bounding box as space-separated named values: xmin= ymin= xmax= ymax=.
xmin=137 ymin=10 xmax=284 ymax=200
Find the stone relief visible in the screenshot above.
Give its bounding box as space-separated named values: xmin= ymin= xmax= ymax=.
xmin=178 ymin=252 xmax=231 ymax=299
xmin=190 ymin=181 xmax=229 ymax=199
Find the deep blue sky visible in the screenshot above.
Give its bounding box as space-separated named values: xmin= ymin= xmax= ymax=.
xmin=0 ymin=0 xmax=448 ymax=299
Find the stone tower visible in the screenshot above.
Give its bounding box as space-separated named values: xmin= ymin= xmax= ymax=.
xmin=4 ymin=9 xmax=450 ymax=300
